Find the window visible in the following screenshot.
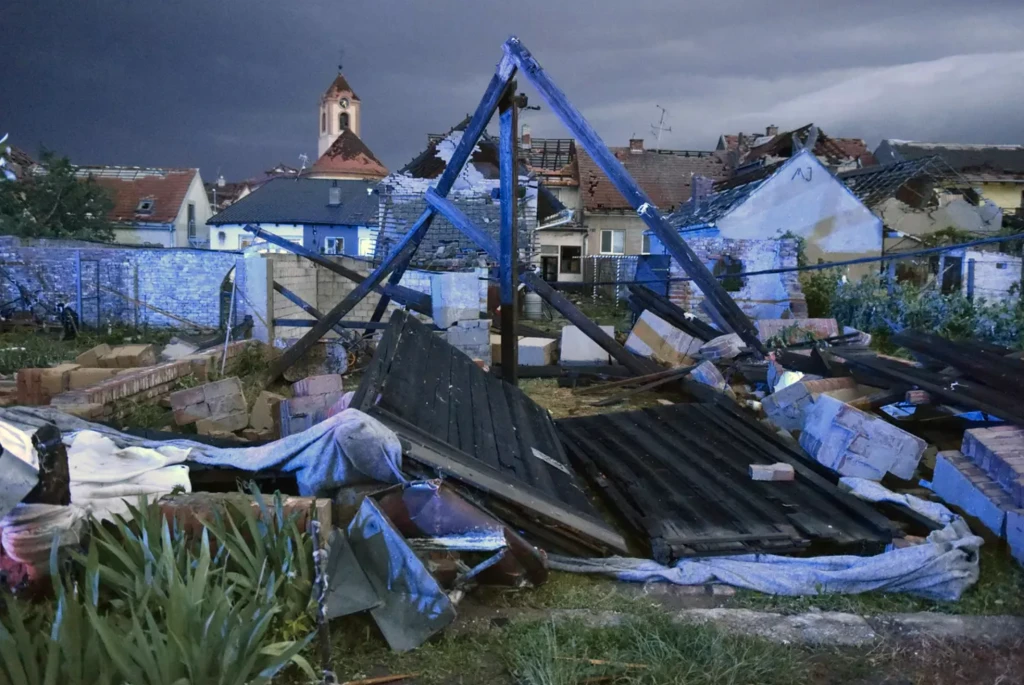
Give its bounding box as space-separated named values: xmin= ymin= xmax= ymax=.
xmin=217 ymin=230 xmax=226 ymax=245
xmin=136 ymin=198 xmax=154 ymax=214
xmin=339 ymin=112 xmax=349 ymax=130
xmin=560 ymin=245 xmax=582 ymax=274
xmin=323 ymin=236 xmax=344 ymax=255
xmin=358 ymin=238 xmax=376 ymax=257
xmin=642 ymin=233 xmax=651 ymax=255
xmin=321 ymin=111 xmax=326 ymax=133
xmin=239 ymin=237 xmax=253 ymax=250
xmin=187 ymin=202 xmax=196 ymax=238
xmin=600 ymin=230 xmax=625 ymax=254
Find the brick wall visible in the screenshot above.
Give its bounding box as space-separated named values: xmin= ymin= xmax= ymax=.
xmin=667 ymin=237 xmax=806 ymax=320
xmin=0 ymin=237 xmax=243 ymax=329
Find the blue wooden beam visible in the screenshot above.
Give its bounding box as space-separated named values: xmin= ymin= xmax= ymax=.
xmin=499 ymin=86 xmax=520 ymax=382
xmin=425 ymin=188 xmax=653 ymax=375
xmin=425 ymin=189 xmax=499 ymax=258
xmin=265 ymin=54 xmax=517 ymax=381
xmin=246 ymin=225 xmax=431 ymax=315
xmin=503 ymin=37 xmax=764 ymax=355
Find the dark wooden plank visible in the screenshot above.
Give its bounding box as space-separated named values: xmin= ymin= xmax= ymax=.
xmin=350 ymin=311 xmax=405 ymax=411
xmin=373 ymin=407 xmax=628 ymax=553
xmin=486 ymin=373 xmax=522 ymax=478
xmin=430 ymin=334 xmax=455 ymax=444
xmin=466 ymin=348 xmax=501 ymax=471
xmin=590 ymin=365 xmax=695 ymax=407
xmin=450 ymin=351 xmax=476 ymax=457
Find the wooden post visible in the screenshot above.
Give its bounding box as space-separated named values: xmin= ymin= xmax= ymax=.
xmin=967 ymin=258 xmax=976 ymax=300
xmin=499 ymin=84 xmax=520 ymax=384
xmin=74 ymin=250 xmax=83 ymax=327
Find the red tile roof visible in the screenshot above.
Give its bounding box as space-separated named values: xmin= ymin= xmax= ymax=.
xmin=322 ymin=72 xmax=360 ymax=102
xmin=309 ymin=129 xmax=388 ymax=179
xmin=76 ymin=167 xmax=198 ymax=224
xmin=577 ymin=145 xmax=728 ymax=212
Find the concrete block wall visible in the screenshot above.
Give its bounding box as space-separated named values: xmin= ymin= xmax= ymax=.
xmin=667 ymin=237 xmax=806 ymax=320
xmin=963 ymin=250 xmax=1021 ymax=303
xmin=0 ymin=237 xmax=242 ymax=329
xmin=268 ymin=253 xmax=487 ymax=342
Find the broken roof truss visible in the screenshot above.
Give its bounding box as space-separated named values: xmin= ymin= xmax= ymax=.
xmin=258 ymin=37 xmax=762 ymax=382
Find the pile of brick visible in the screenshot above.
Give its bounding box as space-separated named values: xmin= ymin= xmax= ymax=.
xmin=169 ymin=377 xmax=249 ymax=437
xmin=278 ymin=374 xmax=344 ymax=437
xmin=76 ymin=343 xmax=157 ymax=368
xmin=32 ymin=340 xmax=263 ymax=420
xmin=931 ymin=425 xmax=1024 ymax=566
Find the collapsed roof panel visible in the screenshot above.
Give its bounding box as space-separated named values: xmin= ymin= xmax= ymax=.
xmin=558 ymin=403 xmax=894 ymax=563
xmin=351 ymin=310 xmax=627 ymax=555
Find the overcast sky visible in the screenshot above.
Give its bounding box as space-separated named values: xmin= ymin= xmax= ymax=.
xmin=4 ymin=0 xmax=1022 ymax=180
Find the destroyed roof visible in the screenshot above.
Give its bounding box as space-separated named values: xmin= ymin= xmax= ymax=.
xmin=666 ymin=152 xmax=824 ymax=228
xmin=74 ymin=166 xmax=198 ymax=224
xmin=375 ymin=186 xmax=533 ymax=264
xmin=875 ymin=140 xmax=1024 ymax=181
xmin=208 ymin=177 xmax=379 ymax=226
xmin=322 ymin=71 xmax=360 ymax=102
xmin=523 ymin=138 xmax=576 ymax=173
xmin=309 ymin=129 xmax=389 ymax=179
xmin=745 ymin=125 xmax=874 ymax=166
xmin=577 ymin=144 xmax=728 ymax=212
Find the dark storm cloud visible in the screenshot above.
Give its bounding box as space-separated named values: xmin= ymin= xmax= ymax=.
xmin=3 ymin=0 xmax=1022 ymax=179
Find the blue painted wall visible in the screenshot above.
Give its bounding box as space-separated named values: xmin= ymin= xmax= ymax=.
xmin=302 ymin=224 xmax=363 ymax=256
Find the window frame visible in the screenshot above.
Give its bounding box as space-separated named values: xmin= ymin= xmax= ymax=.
xmin=323 ymin=236 xmax=344 ymax=255
xmin=600 ymin=229 xmax=625 ymax=255
xmin=560 ymin=245 xmax=582 ymax=274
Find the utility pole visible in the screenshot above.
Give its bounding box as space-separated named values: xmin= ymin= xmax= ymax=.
xmin=650 ymin=105 xmax=672 ymax=146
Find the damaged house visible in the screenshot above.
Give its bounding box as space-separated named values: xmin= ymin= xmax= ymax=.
xmin=206 ymin=177 xmax=380 ymax=256
xmin=653 ymin=148 xmax=885 ymax=317
xmin=717 ymin=124 xmax=876 ymax=174
xmin=374 ymin=119 xmax=563 ymax=269
xmin=75 ymin=166 xmax=213 ymax=248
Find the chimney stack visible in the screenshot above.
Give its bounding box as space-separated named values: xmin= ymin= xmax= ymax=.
xmin=521 ymin=124 xmax=532 ymax=150
xmin=328 ymin=180 xmax=341 ymax=206
xmin=629 ymin=138 xmax=644 ymax=154
xmin=766 ymin=125 xmax=779 ymax=136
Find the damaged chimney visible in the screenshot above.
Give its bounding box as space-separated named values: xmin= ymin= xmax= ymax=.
xmin=629 ymin=138 xmax=644 ymax=154
xmin=521 ymin=124 xmax=532 ymax=150
xmin=691 ymin=175 xmax=713 ymax=209
xmin=328 ymin=180 xmax=341 ymax=207
xmin=766 ymin=125 xmax=779 ymax=136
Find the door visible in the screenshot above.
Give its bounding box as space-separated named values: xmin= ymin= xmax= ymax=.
xmin=540 ymin=256 xmax=559 ymax=282
xmin=940 ymin=256 xmax=963 ymax=294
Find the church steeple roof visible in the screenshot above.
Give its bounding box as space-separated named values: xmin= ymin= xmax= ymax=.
xmin=323 ymin=72 xmax=360 ymax=102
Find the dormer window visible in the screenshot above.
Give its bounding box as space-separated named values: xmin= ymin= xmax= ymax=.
xmin=136 ymin=198 xmax=155 ymax=215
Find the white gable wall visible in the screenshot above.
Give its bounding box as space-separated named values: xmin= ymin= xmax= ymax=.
xmin=717 ymin=150 xmax=883 ymax=278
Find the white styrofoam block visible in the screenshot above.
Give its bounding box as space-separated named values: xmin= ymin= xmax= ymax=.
xmin=431 ymin=271 xmax=481 ymax=329
xmin=625 ymin=310 xmax=701 ymax=367
xmin=559 ymin=325 xmax=615 ymax=366
xmin=800 ymin=394 xmax=926 ymax=481
xmin=518 ymin=337 xmax=558 ymax=366
xmin=932 ymin=452 xmax=1014 ymax=538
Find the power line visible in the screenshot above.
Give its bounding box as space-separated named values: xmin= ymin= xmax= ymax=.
xmin=516 ymin=231 xmax=1024 ymax=289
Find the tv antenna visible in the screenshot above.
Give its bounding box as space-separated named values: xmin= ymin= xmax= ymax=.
xmin=298 ymin=153 xmax=309 ymax=173
xmin=651 ymin=105 xmax=672 ymax=145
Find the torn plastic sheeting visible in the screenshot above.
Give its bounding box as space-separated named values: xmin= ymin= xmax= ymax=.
xmin=0 ymin=407 xmax=405 ymax=498
xmin=1 ymin=503 xmax=86 ymax=567
xmin=323 ymin=527 xmax=382 ymax=620
xmin=840 ymin=476 xmax=958 ymax=527
xmin=547 ymin=519 xmax=982 ymax=602
xmin=0 ymin=421 xmax=39 ymax=520
xmin=346 ymin=497 xmax=456 ymax=652
xmin=376 ymin=480 xmax=548 ymax=587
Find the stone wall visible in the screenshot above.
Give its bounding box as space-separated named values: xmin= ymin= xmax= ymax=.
xmin=0 ymin=237 xmax=243 ymax=329
xmin=667 ymin=237 xmax=806 ymax=319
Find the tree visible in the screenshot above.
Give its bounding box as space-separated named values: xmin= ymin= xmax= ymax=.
xmin=0 ymin=149 xmax=116 ymax=241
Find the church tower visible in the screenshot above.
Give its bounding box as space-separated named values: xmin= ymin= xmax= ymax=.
xmin=318 ymin=70 xmax=361 ymax=157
